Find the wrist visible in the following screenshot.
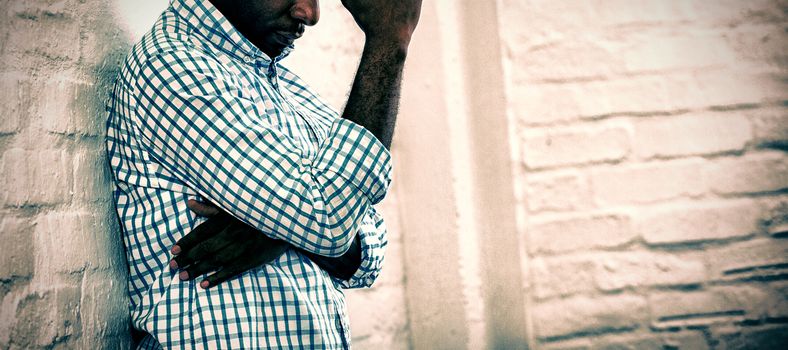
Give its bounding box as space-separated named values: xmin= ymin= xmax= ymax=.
xmin=364 ymin=30 xmax=412 ymax=58
xmin=363 ymin=37 xmax=409 ymax=62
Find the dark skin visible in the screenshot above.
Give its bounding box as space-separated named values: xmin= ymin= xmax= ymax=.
xmin=170 ymin=0 xmax=423 ymax=289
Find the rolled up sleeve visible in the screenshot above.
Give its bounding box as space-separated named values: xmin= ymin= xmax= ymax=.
xmin=132 ymin=50 xmax=392 ymax=257
xmin=337 ymin=206 xmax=388 ymax=289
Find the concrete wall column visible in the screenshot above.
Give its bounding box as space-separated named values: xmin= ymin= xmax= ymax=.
xmin=396 ymin=0 xmax=528 ymax=348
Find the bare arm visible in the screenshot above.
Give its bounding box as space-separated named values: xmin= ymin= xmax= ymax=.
xmin=296 ymin=0 xmax=423 ymax=276
xmin=341 ymin=0 xmax=423 ymax=149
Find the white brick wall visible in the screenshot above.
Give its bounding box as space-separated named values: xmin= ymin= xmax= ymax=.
xmin=501 ymin=0 xmax=788 ymax=348
xmin=0 ymin=0 xmax=131 ymax=348
xmin=3 ymin=0 xmax=787 ymax=348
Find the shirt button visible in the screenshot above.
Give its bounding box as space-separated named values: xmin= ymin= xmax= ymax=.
xmin=244 ymin=56 xmax=253 ymax=63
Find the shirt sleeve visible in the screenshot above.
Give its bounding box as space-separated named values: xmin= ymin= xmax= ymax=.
xmin=131 ymin=50 xmax=392 ymax=257
xmin=336 ymin=206 xmax=388 ymax=289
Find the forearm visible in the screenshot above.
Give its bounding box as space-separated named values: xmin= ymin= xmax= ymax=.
xmin=299 ymin=203 xmax=388 ymax=284
xmin=341 ymin=38 xmax=409 ymax=149
xmin=299 ymin=233 xmax=362 ymax=281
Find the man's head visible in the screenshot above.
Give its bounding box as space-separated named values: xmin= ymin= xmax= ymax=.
xmin=209 ymin=0 xmax=319 ymax=58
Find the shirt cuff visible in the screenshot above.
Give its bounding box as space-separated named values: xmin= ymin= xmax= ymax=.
xmin=336 ymin=208 xmax=387 ymax=289
xmin=313 ymin=118 xmax=393 ymax=205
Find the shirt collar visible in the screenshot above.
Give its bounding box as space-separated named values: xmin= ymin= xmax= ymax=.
xmin=171 ymin=0 xmax=293 ymax=65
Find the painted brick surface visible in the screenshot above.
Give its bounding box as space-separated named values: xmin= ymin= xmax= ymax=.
xmin=501 ymin=0 xmax=788 ymax=348
xmin=3 ymin=0 xmax=788 ymax=348
xmin=0 ymin=0 xmax=132 ymax=348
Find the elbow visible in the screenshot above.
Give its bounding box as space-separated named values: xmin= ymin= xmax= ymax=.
xmin=315 ymin=200 xmax=365 ymax=257
xmin=320 ymin=225 xmax=356 ymax=257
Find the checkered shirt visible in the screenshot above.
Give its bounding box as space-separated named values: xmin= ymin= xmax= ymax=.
xmin=105 ymin=0 xmax=391 ymax=348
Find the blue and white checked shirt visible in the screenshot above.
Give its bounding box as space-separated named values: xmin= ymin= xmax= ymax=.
xmin=105 ymin=0 xmax=391 ymax=348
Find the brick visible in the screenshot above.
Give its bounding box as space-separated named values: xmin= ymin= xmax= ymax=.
xmin=593 ymin=251 xmax=706 ymax=292
xmin=34 ymin=210 xmax=121 ymax=275
xmin=34 ymin=212 xmax=88 ymax=275
xmin=708 ymin=239 xmax=788 ymax=282
xmin=528 ymin=214 xmax=634 ymax=254
xmin=507 ymin=36 xmax=619 ymax=83
xmin=38 ymin=73 xmax=102 ymax=137
xmin=0 ymin=72 xmax=30 ymax=134
xmin=716 ymin=284 xmax=788 ymax=321
xmin=532 ymin=255 xmax=595 ymax=299
xmin=621 ymin=32 xmax=737 ymax=74
xmin=706 ymin=152 xmax=788 ymax=195
xmin=715 ymin=325 xmax=788 ymax=350
xmin=760 ymin=199 xmax=788 ymax=238
xmin=501 ymin=2 xmax=787 ymax=86
xmin=511 ymin=29 xmax=737 ymax=83
xmin=521 ymin=125 xmax=630 ymax=169
xmin=726 ymin=22 xmax=788 ymax=68
xmin=500 ymin=0 xmax=784 ymax=49
xmin=72 ymin=147 xmax=113 ymax=203
xmin=590 ymin=159 xmax=705 ymax=207
xmin=4 ymin=2 xmax=81 ymax=61
xmin=78 ymin=4 xmax=132 ymax=68
xmin=0 ymin=216 xmax=34 ymax=280
xmin=762 ymin=281 xmax=788 ymax=320
xmin=78 ymin=270 xmax=131 ymax=342
xmin=633 ymin=113 xmax=751 ymax=159
xmin=1 ymin=148 xmax=73 ymax=207
xmin=10 ymin=286 xmax=82 ymax=347
xmin=526 ymin=171 xmax=592 ymax=212
xmin=750 ymin=107 xmax=788 ymax=148
xmin=1 ymin=149 xmax=34 ymax=206
xmin=510 ymin=70 xmax=786 ymax=124
xmin=649 ymin=287 xmax=770 ymax=329
xmin=637 ymin=200 xmax=760 ymax=245
xmin=533 ymin=294 xmax=647 ymax=340
xmin=591 ymin=332 xmax=709 ymax=350
xmin=532 ymin=250 xmax=706 ymax=298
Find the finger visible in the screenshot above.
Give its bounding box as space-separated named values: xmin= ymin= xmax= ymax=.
xmin=201 ymin=241 xmax=290 ymax=289
xmin=200 ymin=261 xmax=248 ymax=289
xmin=187 ymin=199 xmax=222 ymax=217
xmin=174 ymin=232 xmax=234 ymax=269
xmin=181 ymin=259 xmax=220 ymax=281
xmin=172 ymin=214 xmax=231 ymax=256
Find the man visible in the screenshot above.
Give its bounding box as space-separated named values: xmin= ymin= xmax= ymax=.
xmin=105 ymin=0 xmax=422 ymax=348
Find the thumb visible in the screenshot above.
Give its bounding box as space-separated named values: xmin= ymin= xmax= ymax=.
xmin=187 ymin=199 xmax=222 ymax=217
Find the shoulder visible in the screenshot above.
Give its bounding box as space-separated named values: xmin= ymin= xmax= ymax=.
xmin=120 ymin=9 xmax=232 ymax=90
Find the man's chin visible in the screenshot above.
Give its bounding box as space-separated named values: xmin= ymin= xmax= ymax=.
xmin=261 ymin=42 xmax=290 ymax=59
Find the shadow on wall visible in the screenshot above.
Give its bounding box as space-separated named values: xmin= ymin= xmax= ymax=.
xmin=83 ymin=0 xmax=169 ymax=347
xmin=68 ymin=0 xmax=139 ymax=347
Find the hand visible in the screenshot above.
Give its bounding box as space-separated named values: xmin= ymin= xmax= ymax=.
xmin=169 ymin=199 xmax=289 ymax=289
xmin=341 ymin=0 xmax=423 ymax=47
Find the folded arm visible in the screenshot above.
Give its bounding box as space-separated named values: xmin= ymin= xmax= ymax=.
xmin=173 ymin=202 xmax=387 ymax=288
xmin=134 ymin=50 xmax=392 ymax=257
xmin=160 ymin=0 xmax=422 ymax=288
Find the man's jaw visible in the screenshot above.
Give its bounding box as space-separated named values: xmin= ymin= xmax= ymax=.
xmin=262 ymin=26 xmax=302 ymax=54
